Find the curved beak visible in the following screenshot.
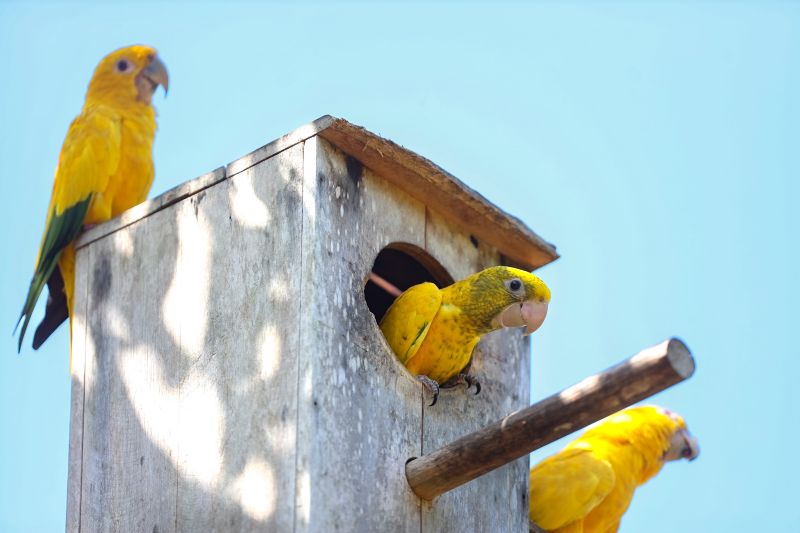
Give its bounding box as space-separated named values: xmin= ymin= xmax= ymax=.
xmin=664 ymin=428 xmax=700 ymax=462
xmin=493 ymin=300 xmax=549 ymax=336
xmin=684 ymin=433 xmax=700 ymax=462
xmin=142 ymin=55 xmax=169 ymax=95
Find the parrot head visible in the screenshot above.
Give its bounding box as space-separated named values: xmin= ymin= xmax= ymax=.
xmin=450 ymin=266 xmax=550 ymax=336
xmin=86 ymin=45 xmax=169 ymax=106
xmin=594 ymin=406 xmax=700 ymax=464
xmin=576 ymin=405 xmax=699 ymax=485
xmin=659 ymin=407 xmax=700 ymax=462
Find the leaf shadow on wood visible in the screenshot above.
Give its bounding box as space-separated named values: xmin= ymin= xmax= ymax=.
xmin=73 ymin=151 xmax=306 ymax=532
xmin=71 ymin=138 xmax=534 ymax=532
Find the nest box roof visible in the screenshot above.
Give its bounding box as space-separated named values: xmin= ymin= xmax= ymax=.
xmin=77 ymin=115 xmax=558 ymax=271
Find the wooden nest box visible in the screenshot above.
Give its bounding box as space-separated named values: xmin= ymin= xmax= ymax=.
xmin=67 ymin=116 xmax=559 ymax=532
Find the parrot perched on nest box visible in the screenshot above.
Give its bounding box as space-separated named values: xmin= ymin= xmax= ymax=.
xmin=16 ymin=45 xmax=169 ymax=353
xmin=529 ymin=405 xmax=699 ymax=533
xmin=379 ymin=265 xmax=550 ymax=405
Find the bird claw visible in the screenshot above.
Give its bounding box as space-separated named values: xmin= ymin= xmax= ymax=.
xmin=416 ymin=375 xmax=440 ymax=406
xmin=452 ymin=373 xmax=481 ymax=395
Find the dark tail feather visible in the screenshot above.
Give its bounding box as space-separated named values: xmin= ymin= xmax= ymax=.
xmin=14 ymin=312 xmax=28 ymax=353
xmin=16 ymin=260 xmax=60 ymax=353
xmin=32 ymin=269 xmax=69 ymax=349
xmin=16 ymin=277 xmax=45 ymax=353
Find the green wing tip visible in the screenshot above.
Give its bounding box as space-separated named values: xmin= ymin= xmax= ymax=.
xmin=15 ymin=198 xmax=92 ymax=355
xmin=15 ymin=313 xmax=29 ymax=354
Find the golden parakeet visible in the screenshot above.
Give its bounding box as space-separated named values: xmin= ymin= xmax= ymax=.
xmin=16 ymin=45 xmax=168 ymax=352
xmin=529 ymin=405 xmax=699 ymax=533
xmin=379 ymin=266 xmax=550 ymax=404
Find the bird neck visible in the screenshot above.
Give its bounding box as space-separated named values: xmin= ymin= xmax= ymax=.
xmin=583 ymin=427 xmax=673 ymax=486
xmin=84 ymin=88 xmax=154 ymax=117
xmin=440 ymin=283 xmax=504 ymax=335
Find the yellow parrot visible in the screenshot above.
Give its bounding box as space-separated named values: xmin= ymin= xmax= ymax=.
xmin=529 ymin=405 xmax=699 ymax=533
xmin=379 ymin=266 xmax=550 ymax=405
xmin=16 ymin=45 xmax=168 ymax=352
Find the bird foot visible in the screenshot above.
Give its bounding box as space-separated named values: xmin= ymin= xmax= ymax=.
xmin=450 ymin=373 xmax=481 ymax=395
xmin=416 ymin=375 xmax=440 ymax=406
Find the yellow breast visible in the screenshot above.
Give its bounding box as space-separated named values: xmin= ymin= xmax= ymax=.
xmin=86 ymin=108 xmax=156 ymax=223
xmin=405 ymin=303 xmax=480 ymax=383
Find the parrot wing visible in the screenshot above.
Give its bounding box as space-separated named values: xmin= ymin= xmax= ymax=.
xmin=529 ymin=447 xmax=616 ymax=531
xmin=16 ymin=107 xmax=121 ymax=351
xmin=379 ymin=282 xmax=441 ymax=365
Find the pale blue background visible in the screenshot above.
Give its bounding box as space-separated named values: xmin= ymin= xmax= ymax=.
xmin=1 ymin=1 xmax=797 ymax=531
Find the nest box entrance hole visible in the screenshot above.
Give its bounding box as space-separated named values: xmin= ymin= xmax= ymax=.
xmin=364 ymin=243 xmax=454 ymax=323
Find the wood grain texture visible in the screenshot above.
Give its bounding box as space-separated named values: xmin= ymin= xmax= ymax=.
xmin=78 ymin=204 xmax=181 ymax=533
xmin=65 ymin=240 xmax=90 ymax=533
xmin=171 ymin=144 xmax=304 ymax=532
xmin=420 ymin=209 xmax=531 ymax=533
xmin=406 ymin=339 xmax=695 ymax=501
xmin=294 ymin=137 xmax=423 ymax=532
xmin=70 ymin=146 xmax=305 ymax=532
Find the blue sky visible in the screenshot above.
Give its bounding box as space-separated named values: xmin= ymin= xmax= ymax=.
xmin=1 ymin=1 xmax=798 ymax=531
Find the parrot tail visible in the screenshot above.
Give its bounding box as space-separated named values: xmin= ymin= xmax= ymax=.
xmin=32 ymin=270 xmax=69 ymax=349
xmin=16 ymin=197 xmax=90 ymax=352
xmin=16 ymin=260 xmax=61 ymax=352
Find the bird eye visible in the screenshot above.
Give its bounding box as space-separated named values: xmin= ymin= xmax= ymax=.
xmin=115 ymin=59 xmax=131 ymax=73
xmin=505 ymin=278 xmax=524 ymax=295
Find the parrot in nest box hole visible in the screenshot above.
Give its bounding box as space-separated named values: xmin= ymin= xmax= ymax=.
xmin=379 ymin=265 xmax=550 ymax=405
xmin=16 ymin=45 xmax=169 ymax=354
xmin=529 ymin=405 xmax=699 ymax=533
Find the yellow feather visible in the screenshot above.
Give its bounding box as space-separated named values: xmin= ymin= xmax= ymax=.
xmin=19 ymin=45 xmax=165 ymax=353
xmin=529 ymin=447 xmax=615 ymax=530
xmin=379 ymin=282 xmax=441 ymax=365
xmin=529 ymin=406 xmax=690 ymax=533
xmin=403 ymin=302 xmax=481 ymax=382
xmin=379 ymin=266 xmax=550 ymax=384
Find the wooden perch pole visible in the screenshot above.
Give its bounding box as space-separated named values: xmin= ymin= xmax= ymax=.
xmin=405 ymin=338 xmax=695 ymax=501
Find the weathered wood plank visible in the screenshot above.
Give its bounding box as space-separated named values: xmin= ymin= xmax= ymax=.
xmin=173 ymin=144 xmax=304 ymax=532
xmin=294 ymin=138 xmax=423 ymax=532
xmin=419 ymin=209 xmax=531 ymax=533
xmin=79 ymin=204 xmax=182 ymax=533
xmin=76 ymin=146 xmax=306 ymax=532
xmin=66 ymin=242 xmax=90 ymax=532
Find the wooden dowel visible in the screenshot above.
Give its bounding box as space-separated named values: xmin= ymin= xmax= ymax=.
xmin=368 ymin=271 xmax=403 ymax=297
xmin=405 ymin=338 xmax=695 ymax=501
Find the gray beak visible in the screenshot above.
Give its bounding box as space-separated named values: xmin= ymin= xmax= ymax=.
xmin=142 ymin=55 xmax=169 ymax=95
